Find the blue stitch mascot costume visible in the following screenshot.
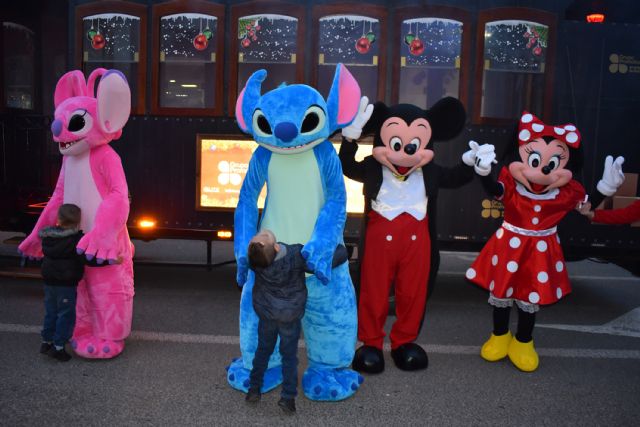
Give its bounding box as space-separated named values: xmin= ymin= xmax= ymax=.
xmin=227 ymin=64 xmax=363 ymax=401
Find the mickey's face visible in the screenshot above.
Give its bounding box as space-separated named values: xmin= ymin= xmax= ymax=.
xmin=509 ymin=137 xmax=572 ymax=193
xmin=372 ymin=116 xmax=434 ymax=177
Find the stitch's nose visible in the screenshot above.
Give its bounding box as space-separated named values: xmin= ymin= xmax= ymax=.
xmin=274 ymin=122 xmax=298 ymax=143
xmin=51 ymin=119 xmax=63 ymax=137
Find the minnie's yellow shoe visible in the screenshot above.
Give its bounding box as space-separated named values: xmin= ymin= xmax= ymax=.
xmin=507 ymin=337 xmax=539 ymax=372
xmin=480 ymin=332 xmax=512 ymax=362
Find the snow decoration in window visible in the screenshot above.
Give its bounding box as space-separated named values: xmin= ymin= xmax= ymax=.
xmin=238 ymin=14 xmax=297 ymax=63
xmin=319 ymin=15 xmax=380 ymax=65
xmin=160 ymin=13 xmax=217 ymax=59
xmin=402 ymin=18 xmax=462 ymax=67
xmin=484 ymin=20 xmax=548 ymax=73
xmin=83 ymin=13 xmax=140 ymax=60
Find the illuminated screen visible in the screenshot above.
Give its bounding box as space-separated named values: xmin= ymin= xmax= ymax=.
xmin=197 ymin=137 xmax=372 ymax=213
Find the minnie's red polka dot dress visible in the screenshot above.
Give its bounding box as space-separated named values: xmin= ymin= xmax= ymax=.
xmin=467 ymin=167 xmax=585 ymax=306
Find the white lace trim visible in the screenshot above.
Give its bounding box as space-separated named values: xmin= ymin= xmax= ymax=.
xmin=502 ymin=221 xmax=557 ymax=237
xmin=515 ymin=181 xmax=560 ymax=200
xmin=488 ymin=295 xmax=513 ymax=308
xmin=489 ymin=294 xmax=540 ymax=313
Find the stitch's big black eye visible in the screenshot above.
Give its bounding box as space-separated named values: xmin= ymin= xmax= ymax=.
xmin=257 ymin=116 xmax=272 ymax=134
xmin=252 ymin=110 xmax=272 ymax=137
xmin=300 ymin=105 xmax=326 ymax=135
xmin=67 ymin=109 xmax=93 ymax=136
xmin=301 ymin=113 xmax=319 ymax=133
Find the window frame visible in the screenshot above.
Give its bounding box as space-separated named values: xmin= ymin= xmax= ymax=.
xmin=151 ymin=0 xmax=225 ymax=116
xmin=311 ymin=3 xmax=388 ymax=102
xmin=228 ymin=1 xmax=306 ymax=117
xmin=391 ymin=5 xmax=472 ymax=109
xmin=473 ymin=7 xmax=557 ymax=125
xmin=75 ymin=1 xmax=147 ymax=115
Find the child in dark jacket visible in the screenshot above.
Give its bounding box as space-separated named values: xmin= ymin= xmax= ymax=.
xmin=38 ymin=204 xmax=114 ymax=361
xmin=245 ymin=229 xmax=349 ymax=414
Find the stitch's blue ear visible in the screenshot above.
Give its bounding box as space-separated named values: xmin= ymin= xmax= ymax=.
xmin=326 ymin=63 xmax=361 ymax=133
xmin=236 ymin=69 xmax=267 ymax=133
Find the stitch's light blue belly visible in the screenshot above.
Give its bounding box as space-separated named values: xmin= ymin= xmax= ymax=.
xmin=260 ymin=150 xmax=324 ymax=244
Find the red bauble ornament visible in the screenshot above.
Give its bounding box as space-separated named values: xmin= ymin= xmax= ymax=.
xmin=533 ymin=46 xmax=542 ymax=56
xmin=409 ymin=38 xmax=425 ymax=56
xmin=255 ymin=25 xmax=261 ymax=31
xmin=91 ymin=33 xmax=106 ymax=50
xmin=246 ymin=24 xmax=252 ymax=30
xmin=355 ymin=36 xmax=371 ymax=54
xmin=241 ymin=38 xmax=251 ymax=48
xmin=251 ymin=35 xmax=257 ymax=42
xmin=193 ymin=33 xmax=208 ymax=51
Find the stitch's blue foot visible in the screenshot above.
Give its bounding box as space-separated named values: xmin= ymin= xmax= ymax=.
xmin=302 ymin=367 xmax=363 ymax=401
xmin=226 ymin=357 xmax=283 ymax=393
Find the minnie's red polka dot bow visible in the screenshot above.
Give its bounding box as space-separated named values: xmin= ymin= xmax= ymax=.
xmin=518 ymin=111 xmax=581 ymax=149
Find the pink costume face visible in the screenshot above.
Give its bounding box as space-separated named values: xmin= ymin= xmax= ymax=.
xmin=509 ymin=137 xmax=572 ymax=193
xmin=372 ymin=116 xmax=435 ymax=177
xmin=50 ymin=69 xmax=131 ymax=156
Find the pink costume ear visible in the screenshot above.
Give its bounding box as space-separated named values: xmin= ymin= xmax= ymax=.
xmin=96 ymin=70 xmax=131 ymax=134
xmin=327 ymin=63 xmax=361 ymax=131
xmin=54 ymin=71 xmax=88 ymax=108
xmin=87 ymin=68 xmax=108 ymax=97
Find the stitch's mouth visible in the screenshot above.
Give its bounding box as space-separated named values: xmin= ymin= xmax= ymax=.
xmin=258 ymin=137 xmax=325 ymax=154
xmin=59 ymin=138 xmax=83 ymax=150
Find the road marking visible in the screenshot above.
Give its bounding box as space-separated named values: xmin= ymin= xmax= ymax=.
xmin=538 ymin=307 xmax=640 ymax=338
xmin=2 ymin=322 xmax=640 ymax=359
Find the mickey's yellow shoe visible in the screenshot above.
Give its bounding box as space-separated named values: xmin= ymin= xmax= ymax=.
xmin=507 ymin=337 xmax=539 ymax=372
xmin=480 ymin=332 xmax=512 ymax=362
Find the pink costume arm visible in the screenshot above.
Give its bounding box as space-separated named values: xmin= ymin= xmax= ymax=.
xmin=77 ymin=145 xmax=130 ymax=263
xmin=17 ymin=161 xmax=66 ymax=258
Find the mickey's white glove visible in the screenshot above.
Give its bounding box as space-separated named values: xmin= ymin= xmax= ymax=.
xmin=462 ymin=140 xmax=497 ymax=176
xmin=597 ymin=155 xmax=625 ymax=196
xmin=341 ymin=96 xmax=373 ymax=141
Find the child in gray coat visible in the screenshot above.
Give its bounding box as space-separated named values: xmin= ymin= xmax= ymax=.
xmin=245 ymin=229 xmax=348 ymax=414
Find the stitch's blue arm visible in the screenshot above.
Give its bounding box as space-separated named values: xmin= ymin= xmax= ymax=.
xmin=302 ymin=140 xmax=347 ymax=285
xmin=234 ymin=146 xmax=271 ymax=286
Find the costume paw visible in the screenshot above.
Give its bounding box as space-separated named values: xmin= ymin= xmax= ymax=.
xmin=480 ymin=332 xmax=512 ymax=362
xmin=352 ymin=345 xmax=385 ymax=374
xmin=71 ymin=336 xmax=124 ymax=359
xmin=225 ymin=357 xmax=282 ymax=393
xmin=507 ymin=337 xmax=539 ymax=372
xmin=390 ymin=343 xmax=429 ymax=371
xmin=302 ymin=367 xmax=363 ymax=401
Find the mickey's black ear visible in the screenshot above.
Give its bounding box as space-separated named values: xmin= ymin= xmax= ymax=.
xmin=426 ymin=97 xmax=466 ymax=141
xmin=362 ymin=101 xmax=389 ymax=136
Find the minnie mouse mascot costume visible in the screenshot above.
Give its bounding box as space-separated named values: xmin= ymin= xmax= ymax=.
xmin=465 ymin=111 xmax=625 ymax=372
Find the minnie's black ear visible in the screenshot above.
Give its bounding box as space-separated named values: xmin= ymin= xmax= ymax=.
xmin=426 ymin=97 xmax=466 ymax=141
xmin=362 ymin=101 xmax=389 ymax=136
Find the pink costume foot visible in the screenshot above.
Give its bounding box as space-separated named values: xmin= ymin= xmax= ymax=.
xmin=71 ymin=336 xmax=125 ymax=359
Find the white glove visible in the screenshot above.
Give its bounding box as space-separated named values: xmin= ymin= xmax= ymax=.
xmin=597 ymin=155 xmax=625 ymax=196
xmin=462 ymin=140 xmax=497 ymax=176
xmin=341 ymin=96 xmax=373 ymax=141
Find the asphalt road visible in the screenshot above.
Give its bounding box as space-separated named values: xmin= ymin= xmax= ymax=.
xmin=1 ymin=235 xmax=640 ymax=426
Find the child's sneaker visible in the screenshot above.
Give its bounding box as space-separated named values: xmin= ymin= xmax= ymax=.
xmin=48 ymin=347 xmax=72 ymax=362
xmin=39 ymin=342 xmax=53 ymax=354
xmin=278 ymin=398 xmax=296 ymax=414
xmin=245 ymin=388 xmax=261 ymax=404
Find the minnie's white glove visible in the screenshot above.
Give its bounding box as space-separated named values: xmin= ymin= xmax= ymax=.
xmin=597 ymin=155 xmax=625 ymax=196
xmin=341 ymin=96 xmax=374 ymax=141
xmin=462 ymin=140 xmax=497 ymax=176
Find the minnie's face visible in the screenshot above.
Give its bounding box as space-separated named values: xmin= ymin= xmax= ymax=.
xmin=372 ymin=116 xmax=434 ymax=176
xmin=509 ymin=137 xmax=572 ymax=193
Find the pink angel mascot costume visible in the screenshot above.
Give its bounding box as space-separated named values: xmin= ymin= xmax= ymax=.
xmin=19 ymin=69 xmax=134 ymax=359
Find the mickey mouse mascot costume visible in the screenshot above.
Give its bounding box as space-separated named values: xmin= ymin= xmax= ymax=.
xmin=339 ymin=97 xmax=491 ymax=373
xmin=465 ymin=112 xmax=625 ymax=372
